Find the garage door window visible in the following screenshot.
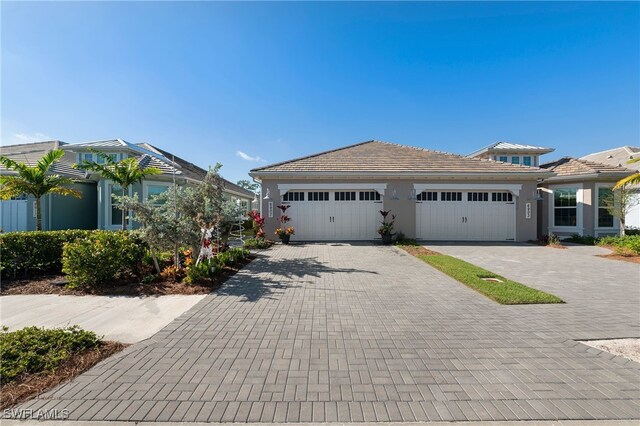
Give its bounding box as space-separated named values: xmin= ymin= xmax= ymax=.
xmin=335 ymin=191 xmax=356 ymax=201
xmin=359 ymin=191 xmax=381 ymax=201
xmin=308 ymin=191 xmax=329 ymax=201
xmin=492 ymin=192 xmax=513 ymax=202
xmin=417 ymin=191 xmax=437 ymax=201
xmin=467 ymin=192 xmax=489 ymax=202
xmin=440 ymin=192 xmax=462 ymax=201
xmin=283 ymin=191 xmax=305 ymax=202
xmin=554 ymin=189 xmax=577 ymax=227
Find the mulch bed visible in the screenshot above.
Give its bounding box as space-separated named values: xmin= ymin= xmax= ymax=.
xmin=399 ymin=245 xmax=440 ymax=256
xmin=0 ymin=255 xmax=255 ymax=296
xmin=596 ymin=252 xmax=640 ymax=264
xmin=528 ymin=240 xmax=568 ymax=249
xmin=0 ymin=341 xmax=127 ymax=410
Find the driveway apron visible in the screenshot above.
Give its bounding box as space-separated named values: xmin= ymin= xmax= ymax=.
xmin=12 ymin=243 xmax=640 ymax=422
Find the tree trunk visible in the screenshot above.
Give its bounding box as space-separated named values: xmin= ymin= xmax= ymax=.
xmin=35 ymin=196 xmax=42 ymax=231
xmin=121 ymin=187 xmax=127 ymax=231
xmin=620 ymin=217 xmax=626 ymax=236
xmin=150 ymin=246 xmax=161 ymax=274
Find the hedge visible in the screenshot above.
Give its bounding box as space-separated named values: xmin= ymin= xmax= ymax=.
xmin=0 ymin=230 xmax=94 ymax=278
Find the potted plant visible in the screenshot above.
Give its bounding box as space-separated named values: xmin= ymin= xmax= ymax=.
xmin=275 ymin=226 xmax=295 ymax=244
xmin=378 ymin=210 xmax=396 ymax=245
xmin=275 ymin=205 xmax=295 ymax=244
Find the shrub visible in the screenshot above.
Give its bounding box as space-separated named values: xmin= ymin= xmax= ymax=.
xmin=215 ymin=247 xmax=249 ymax=268
xmin=0 ymin=326 xmax=101 ymax=385
xmin=244 ymin=238 xmax=271 ymax=249
xmin=566 ymin=234 xmax=597 ymax=245
xmin=184 ymin=259 xmax=221 ymax=284
xmin=598 ymin=235 xmax=640 ymax=255
xmin=62 ymin=231 xmax=146 ymax=288
xmin=540 ymin=233 xmax=561 ymax=245
xmin=0 ymin=230 xmax=93 ymax=278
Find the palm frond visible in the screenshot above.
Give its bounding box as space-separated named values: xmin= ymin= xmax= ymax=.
xmin=36 ymin=149 xmax=66 ymax=173
xmin=0 ymin=155 xmax=29 ymax=175
xmin=0 ymin=178 xmax=35 ymax=199
xmin=614 ymin=173 xmax=640 ymax=189
xmin=627 ymin=157 xmax=640 ymax=165
xmin=48 ymin=186 xmax=83 ymax=198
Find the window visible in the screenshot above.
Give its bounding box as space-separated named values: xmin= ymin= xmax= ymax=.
xmin=146 ymin=184 xmax=169 ymax=205
xmin=467 ymin=192 xmax=489 ymax=202
xmin=283 ymin=191 xmax=304 ymax=202
xmin=499 ymin=156 xmax=508 ymax=162
xmin=597 ymin=187 xmax=614 ymax=228
xmin=440 ymin=191 xmax=462 ymax=201
xmin=109 ymin=184 xmax=123 ymax=226
xmin=307 ymin=191 xmax=329 ymax=201
xmin=511 ymin=156 xmax=520 ymax=165
xmin=359 ymin=191 xmax=381 ymax=201
xmin=96 ymin=153 xmax=117 ymax=164
xmin=523 ymin=156 xmax=532 ymax=166
xmin=416 ymin=191 xmax=437 ymax=201
xmin=83 ymin=153 xmax=93 ymax=162
xmin=554 ymin=189 xmax=577 ymax=227
xmin=335 ymin=191 xmax=356 ymax=201
xmin=492 ymin=192 xmax=513 ymax=202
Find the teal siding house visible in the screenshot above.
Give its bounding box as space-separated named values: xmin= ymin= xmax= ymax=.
xmin=0 ymin=139 xmax=255 ymax=232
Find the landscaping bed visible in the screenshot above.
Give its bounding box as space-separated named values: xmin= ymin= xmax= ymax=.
xmin=397 ymin=242 xmax=563 ymax=305
xmin=0 ymin=254 xmax=255 ymax=296
xmin=567 ymin=234 xmax=640 ymax=263
xmin=0 ymin=326 xmax=127 ymax=409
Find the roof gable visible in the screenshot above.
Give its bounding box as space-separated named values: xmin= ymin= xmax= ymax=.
xmin=251 ymin=140 xmax=549 ymax=176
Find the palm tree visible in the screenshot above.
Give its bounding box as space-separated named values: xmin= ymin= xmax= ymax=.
xmin=0 ymin=149 xmax=82 ymax=230
xmin=614 ymin=157 xmax=640 ymax=189
xmin=74 ymin=151 xmax=161 ymax=230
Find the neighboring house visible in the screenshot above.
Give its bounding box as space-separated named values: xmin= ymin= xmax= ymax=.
xmin=580 ymin=146 xmax=640 ymax=229
xmin=0 ymin=139 xmax=255 ymax=232
xmin=467 ymin=141 xmax=555 ymax=166
xmin=538 ymin=158 xmax=635 ymax=237
xmin=250 ymin=140 xmax=554 ymax=242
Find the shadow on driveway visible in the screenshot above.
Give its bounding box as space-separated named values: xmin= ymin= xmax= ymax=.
xmin=216 ymin=253 xmax=378 ymax=302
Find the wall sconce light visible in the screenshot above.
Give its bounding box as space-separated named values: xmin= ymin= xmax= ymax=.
xmin=263 ymin=188 xmax=271 ymax=200
xmin=390 ymin=189 xmax=399 ymax=200
xmin=408 ymin=189 xmax=416 ymax=200
xmin=534 ymin=189 xmax=543 ymax=201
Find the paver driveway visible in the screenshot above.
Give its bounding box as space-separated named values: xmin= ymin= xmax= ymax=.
xmin=13 ymin=243 xmax=640 ymax=422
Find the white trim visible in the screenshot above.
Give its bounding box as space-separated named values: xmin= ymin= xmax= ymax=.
xmin=548 ymin=183 xmax=583 ymax=235
xmin=594 ymin=183 xmax=620 ymax=235
xmin=253 ymin=171 xmax=554 ymax=179
xmin=104 ymin=181 xmax=133 ymax=230
xmin=413 ymin=183 xmax=523 ymax=196
xmin=277 ymin=183 xmax=388 ymax=196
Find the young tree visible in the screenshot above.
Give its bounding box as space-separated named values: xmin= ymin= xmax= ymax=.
xmin=237 ymin=179 xmax=259 ymax=193
xmin=601 ymin=185 xmax=639 ymax=236
xmin=74 ymin=151 xmax=161 ymax=230
xmin=0 ymin=149 xmax=82 ymax=230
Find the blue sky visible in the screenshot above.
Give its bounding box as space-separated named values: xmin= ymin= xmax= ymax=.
xmin=2 ymin=1 xmax=639 ymax=184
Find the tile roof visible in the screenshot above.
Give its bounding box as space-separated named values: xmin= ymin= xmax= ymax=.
xmin=1 ymin=140 xmax=255 ymax=198
xmin=580 ymin=146 xmax=640 ymax=171
xmin=0 ymin=140 xmax=87 ymax=178
xmin=540 ymin=157 xmax=635 ymax=177
xmin=137 ymin=143 xmax=254 ymax=197
xmin=251 ymin=140 xmax=549 ymax=175
xmin=468 ymin=141 xmax=555 ymax=157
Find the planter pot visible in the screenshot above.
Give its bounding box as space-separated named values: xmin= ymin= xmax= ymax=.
xmin=381 ymin=234 xmax=393 ymax=245
xmin=281 ymin=234 xmax=291 ymax=245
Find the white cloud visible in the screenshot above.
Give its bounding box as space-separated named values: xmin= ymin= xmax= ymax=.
xmin=13 ymin=132 xmax=51 ymax=143
xmin=236 ymin=150 xmax=266 ymax=162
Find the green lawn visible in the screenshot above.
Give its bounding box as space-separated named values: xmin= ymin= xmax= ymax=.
xmin=415 ymin=253 xmax=564 ymax=305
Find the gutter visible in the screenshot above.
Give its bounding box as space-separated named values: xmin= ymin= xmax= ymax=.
xmin=249 ymin=171 xmax=556 ymax=179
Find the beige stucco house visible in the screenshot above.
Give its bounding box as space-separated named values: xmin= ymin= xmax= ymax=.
xmin=250 ymin=140 xmax=554 ymax=242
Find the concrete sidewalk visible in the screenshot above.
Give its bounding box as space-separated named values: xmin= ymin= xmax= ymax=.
xmin=0 ymin=294 xmax=206 ymax=343
xmin=2 ymin=420 xmax=639 ymax=425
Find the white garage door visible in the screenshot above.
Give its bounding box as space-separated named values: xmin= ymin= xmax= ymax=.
xmin=416 ymin=190 xmax=515 ymax=241
xmin=283 ymin=190 xmax=382 ymax=241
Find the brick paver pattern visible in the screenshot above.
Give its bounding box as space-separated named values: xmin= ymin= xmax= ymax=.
xmin=15 ymin=243 xmax=640 ymax=422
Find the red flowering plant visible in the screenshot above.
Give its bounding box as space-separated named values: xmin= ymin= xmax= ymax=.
xmin=275 ymin=205 xmax=295 ymax=239
xmin=247 ymin=210 xmax=266 ymax=239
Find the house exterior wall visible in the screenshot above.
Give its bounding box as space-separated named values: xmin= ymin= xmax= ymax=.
xmin=538 ymin=178 xmax=623 ymax=238
xmin=48 ymin=182 xmax=97 ymax=230
xmin=259 ymin=177 xmax=539 ymax=242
